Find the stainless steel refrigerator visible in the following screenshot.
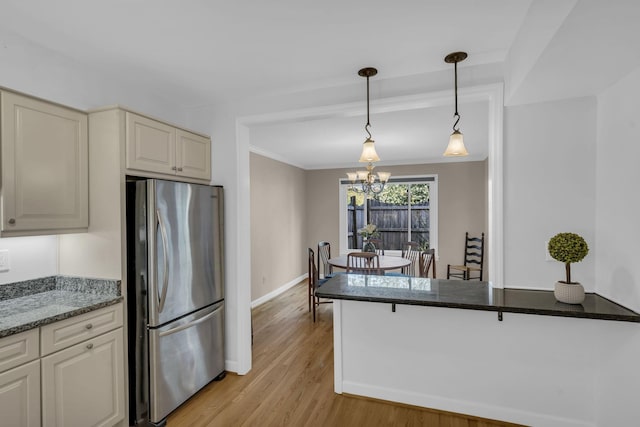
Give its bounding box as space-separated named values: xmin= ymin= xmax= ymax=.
xmin=126 ymin=178 xmax=225 ymax=427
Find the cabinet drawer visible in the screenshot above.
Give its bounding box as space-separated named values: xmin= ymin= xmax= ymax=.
xmin=0 ymin=329 xmax=39 ymax=373
xmin=40 ymin=303 xmax=123 ymax=356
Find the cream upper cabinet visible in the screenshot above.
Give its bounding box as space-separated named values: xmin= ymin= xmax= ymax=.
xmin=176 ymin=129 xmax=211 ymax=180
xmin=0 ymin=91 xmax=88 ymax=236
xmin=126 ymin=112 xmax=211 ymax=181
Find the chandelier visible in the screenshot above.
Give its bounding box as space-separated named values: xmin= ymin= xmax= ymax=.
xmin=443 ymin=51 xmax=469 ymax=157
xmin=346 ymin=67 xmax=390 ymax=196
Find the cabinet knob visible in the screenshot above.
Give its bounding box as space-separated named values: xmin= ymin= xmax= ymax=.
xmin=171 ymin=166 xmax=177 ymax=171
xmin=177 ymin=167 xmax=183 ymax=171
xmin=86 ymin=343 xmax=94 ymax=350
xmin=85 ymin=323 xmax=93 ymax=330
xmin=8 ymin=218 xmax=15 ymax=225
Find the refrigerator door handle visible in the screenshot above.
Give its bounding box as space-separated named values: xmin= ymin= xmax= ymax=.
xmin=157 ymin=209 xmax=170 ymax=313
xmin=158 ymin=305 xmax=222 ymax=338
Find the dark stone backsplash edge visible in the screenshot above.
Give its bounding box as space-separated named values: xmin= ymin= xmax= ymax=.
xmin=0 ymin=275 xmax=121 ymax=301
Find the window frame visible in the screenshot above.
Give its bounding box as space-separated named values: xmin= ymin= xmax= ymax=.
xmin=338 ymin=174 xmax=438 ymax=258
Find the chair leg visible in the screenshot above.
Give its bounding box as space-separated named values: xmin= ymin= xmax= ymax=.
xmin=312 ymin=293 xmax=316 ymax=322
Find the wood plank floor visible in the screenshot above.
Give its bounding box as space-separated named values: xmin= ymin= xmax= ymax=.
xmin=168 ymin=281 xmax=524 ymax=427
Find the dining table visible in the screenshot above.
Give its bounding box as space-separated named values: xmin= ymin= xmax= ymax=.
xmin=328 ymin=254 xmax=411 ymax=272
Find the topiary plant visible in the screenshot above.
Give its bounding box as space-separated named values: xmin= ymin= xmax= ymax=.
xmin=548 ymin=232 xmax=589 ymax=284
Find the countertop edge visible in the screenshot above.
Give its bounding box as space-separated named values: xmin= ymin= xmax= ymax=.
xmin=0 ymin=296 xmax=123 ymax=338
xmin=316 ymin=285 xmax=640 ymax=324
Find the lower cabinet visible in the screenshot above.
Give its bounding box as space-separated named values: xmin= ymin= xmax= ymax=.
xmin=41 ymin=328 xmax=124 ymax=427
xmin=0 ymin=360 xmax=41 ymax=427
xmin=0 ymin=303 xmax=124 ymax=427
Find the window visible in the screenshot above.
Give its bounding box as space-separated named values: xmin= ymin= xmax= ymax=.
xmin=339 ymin=175 xmax=438 ymax=254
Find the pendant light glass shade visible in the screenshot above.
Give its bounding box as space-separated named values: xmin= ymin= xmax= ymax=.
xmin=443 ymin=130 xmax=468 ymax=156
xmin=359 ymin=138 xmax=380 ymax=163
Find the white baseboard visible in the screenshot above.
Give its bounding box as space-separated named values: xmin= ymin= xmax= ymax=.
xmin=224 ymin=359 xmax=238 ymax=374
xmin=250 ymin=274 xmax=307 ymax=308
xmin=341 ymin=381 xmax=594 ymax=427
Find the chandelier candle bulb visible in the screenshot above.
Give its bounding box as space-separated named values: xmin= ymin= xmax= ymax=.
xmin=357 ymin=170 xmax=370 ymax=181
xmin=377 ymin=172 xmax=391 ymax=183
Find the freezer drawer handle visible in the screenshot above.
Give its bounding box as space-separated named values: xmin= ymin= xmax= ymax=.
xmin=158 ymin=306 xmax=222 ymax=338
xmin=157 ymin=209 xmax=170 ymax=313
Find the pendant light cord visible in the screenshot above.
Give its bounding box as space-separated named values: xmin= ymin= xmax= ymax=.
xmin=452 ymin=60 xmax=460 ymax=132
xmin=365 ymin=74 xmax=372 ymax=139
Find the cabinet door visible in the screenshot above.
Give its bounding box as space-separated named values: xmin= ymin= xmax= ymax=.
xmin=0 ymin=360 xmax=41 ymax=427
xmin=125 ymin=112 xmax=176 ymax=175
xmin=41 ymin=329 xmax=124 ymax=427
xmin=1 ymin=91 xmax=88 ymax=235
xmin=176 ymin=129 xmax=211 ymax=180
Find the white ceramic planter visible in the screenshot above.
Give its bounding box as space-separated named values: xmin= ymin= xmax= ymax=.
xmin=554 ymin=281 xmax=585 ymax=304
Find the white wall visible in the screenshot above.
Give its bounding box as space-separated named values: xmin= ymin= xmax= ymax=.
xmin=337 ymin=300 xmax=600 ymax=427
xmin=594 ymin=65 xmax=640 ymax=425
xmin=504 ymin=96 xmax=597 ymax=289
xmin=594 ymin=65 xmax=640 ymax=309
xmin=0 ymin=236 xmax=57 ymax=284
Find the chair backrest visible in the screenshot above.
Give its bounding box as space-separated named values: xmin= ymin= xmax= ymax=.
xmin=346 ymin=252 xmax=382 ymax=275
xmin=308 ymin=248 xmax=319 ymax=289
xmin=463 ymin=232 xmax=485 ymax=272
xmin=401 ymin=241 xmax=420 ymax=276
xmin=317 ymin=241 xmax=332 ymax=279
xmin=367 ymin=238 xmax=385 ymax=255
xmin=419 ymin=249 xmax=436 ymax=278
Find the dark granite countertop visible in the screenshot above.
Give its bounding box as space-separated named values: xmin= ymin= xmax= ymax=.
xmin=0 ymin=276 xmax=122 ymax=338
xmin=315 ymin=274 xmax=640 ymax=323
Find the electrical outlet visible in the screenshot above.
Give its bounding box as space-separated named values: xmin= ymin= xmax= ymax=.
xmin=0 ymin=249 xmax=9 ymax=272
xmin=544 ymin=240 xmax=552 ymax=261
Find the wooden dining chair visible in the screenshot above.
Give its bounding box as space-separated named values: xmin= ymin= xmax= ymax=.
xmin=367 ymin=238 xmax=385 ymax=255
xmin=317 ymin=241 xmax=333 ymax=279
xmin=419 ymin=249 xmax=436 ymax=278
xmin=308 ymin=248 xmax=331 ymax=322
xmin=346 ymin=252 xmax=383 ymax=275
xmin=401 ymin=241 xmax=420 ymax=276
xmin=447 ymin=232 xmax=485 ymax=280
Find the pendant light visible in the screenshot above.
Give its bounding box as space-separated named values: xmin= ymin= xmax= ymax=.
xmin=443 ymin=51 xmax=469 ymax=157
xmin=347 ymin=67 xmax=390 ymax=196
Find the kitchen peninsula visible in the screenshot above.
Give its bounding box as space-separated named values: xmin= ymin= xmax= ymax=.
xmin=316 ymin=275 xmax=640 ymax=427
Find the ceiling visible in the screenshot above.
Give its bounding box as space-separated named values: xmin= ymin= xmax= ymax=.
xmin=2 ymin=1 xmax=639 ymax=169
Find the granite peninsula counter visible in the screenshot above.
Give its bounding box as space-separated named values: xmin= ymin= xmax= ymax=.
xmin=316 ymin=274 xmax=640 ymax=427
xmin=315 ymin=274 xmax=640 ymax=323
xmin=0 ymin=275 xmax=122 ymax=338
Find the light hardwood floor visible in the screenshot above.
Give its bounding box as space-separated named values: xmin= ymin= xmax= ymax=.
xmin=168 ymin=281 xmax=524 ymax=427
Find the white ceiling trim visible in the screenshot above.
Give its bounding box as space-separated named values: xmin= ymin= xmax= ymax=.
xmin=248 ymin=145 xmax=306 ymax=170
